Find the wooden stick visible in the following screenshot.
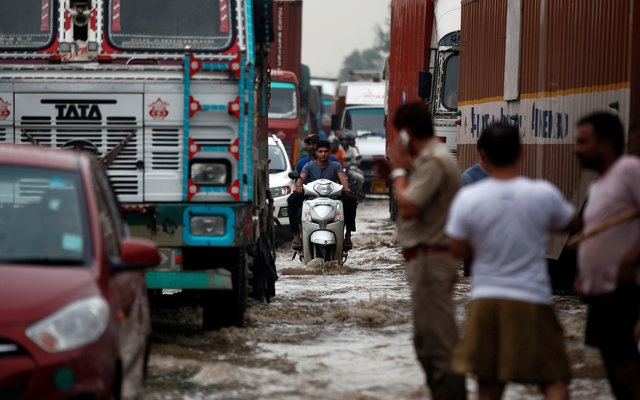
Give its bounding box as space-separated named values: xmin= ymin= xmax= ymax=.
xmin=567 ymin=208 xmax=640 ymax=247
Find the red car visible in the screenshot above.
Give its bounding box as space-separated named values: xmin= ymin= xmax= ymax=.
xmin=0 ymin=144 xmax=160 ymax=399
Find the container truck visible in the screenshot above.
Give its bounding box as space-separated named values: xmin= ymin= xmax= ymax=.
xmin=386 ymin=0 xmax=460 ymax=218
xmin=0 ymin=0 xmax=278 ymax=329
xmin=457 ymin=0 xmax=639 ymax=289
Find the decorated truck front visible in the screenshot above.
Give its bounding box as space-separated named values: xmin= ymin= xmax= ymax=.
xmin=0 ymin=0 xmax=277 ymax=329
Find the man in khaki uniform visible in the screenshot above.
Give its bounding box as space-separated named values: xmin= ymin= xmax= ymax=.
xmin=383 ymin=102 xmax=465 ymax=399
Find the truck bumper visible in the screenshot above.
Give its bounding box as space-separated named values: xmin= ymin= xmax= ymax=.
xmin=146 ymin=270 xmax=232 ymax=290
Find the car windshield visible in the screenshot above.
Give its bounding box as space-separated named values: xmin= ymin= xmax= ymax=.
xmin=344 ymin=108 xmax=386 ymax=137
xmin=268 ymin=142 xmax=288 ymax=173
xmin=106 ymin=0 xmax=234 ymax=51
xmin=0 ymin=166 xmax=90 ymax=265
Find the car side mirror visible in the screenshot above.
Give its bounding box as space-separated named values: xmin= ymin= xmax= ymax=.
xmin=288 ymin=171 xmax=300 ymax=180
xmin=112 ymin=237 xmax=160 ymax=271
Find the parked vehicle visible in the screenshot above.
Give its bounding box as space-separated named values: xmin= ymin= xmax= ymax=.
xmin=268 ymin=134 xmax=295 ymax=242
xmin=290 ymin=176 xmax=348 ymax=265
xmin=0 ymin=144 xmax=160 ymax=400
xmin=456 ymin=0 xmax=639 ymax=289
xmin=333 ymin=81 xmax=388 ymax=194
xmin=386 ymin=0 xmax=460 ymax=218
xmin=0 ymin=0 xmax=278 ymax=330
xmin=269 ymin=69 xmax=302 ymax=163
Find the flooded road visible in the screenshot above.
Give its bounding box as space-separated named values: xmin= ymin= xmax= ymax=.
xmin=146 ymin=199 xmax=614 ymax=399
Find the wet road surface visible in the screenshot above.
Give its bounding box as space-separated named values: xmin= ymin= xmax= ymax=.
xmin=145 ymin=199 xmax=614 ymax=399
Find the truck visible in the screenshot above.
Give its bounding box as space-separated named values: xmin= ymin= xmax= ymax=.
xmin=333 ymin=81 xmax=388 ymax=194
xmin=456 ymin=0 xmax=639 ymax=289
xmin=266 ymin=0 xmax=308 ymax=161
xmin=268 ymin=69 xmax=301 ymax=162
xmin=0 ymin=0 xmax=278 ymax=329
xmin=386 ymin=0 xmax=460 ymax=218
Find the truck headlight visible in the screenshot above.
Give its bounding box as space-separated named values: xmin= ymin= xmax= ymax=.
xmin=191 ymin=162 xmax=229 ymax=186
xmin=269 ymin=185 xmax=291 ymax=198
xmin=190 ymin=215 xmax=226 ymax=236
xmin=26 ymin=296 xmax=109 ymax=352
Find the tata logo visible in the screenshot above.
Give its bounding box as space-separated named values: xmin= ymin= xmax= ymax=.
xmin=41 ymin=99 xmax=116 ymax=121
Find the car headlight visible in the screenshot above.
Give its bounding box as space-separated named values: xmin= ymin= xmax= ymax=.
xmin=269 ymin=185 xmax=291 ymax=198
xmin=190 ymin=215 xmax=226 ymax=236
xmin=191 ymin=162 xmax=229 ymax=186
xmin=26 ymin=296 xmax=109 ymax=353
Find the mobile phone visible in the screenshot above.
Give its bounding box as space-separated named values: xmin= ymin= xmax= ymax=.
xmin=399 ymin=129 xmax=410 ymax=148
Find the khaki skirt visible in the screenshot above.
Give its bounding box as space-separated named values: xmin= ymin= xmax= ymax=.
xmin=452 ymin=298 xmax=571 ymax=384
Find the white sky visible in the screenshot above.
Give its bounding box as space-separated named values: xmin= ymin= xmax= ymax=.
xmin=302 ymin=0 xmax=391 ymax=79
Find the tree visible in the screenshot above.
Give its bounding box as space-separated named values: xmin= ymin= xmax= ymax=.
xmin=338 ymin=2 xmax=391 ymax=82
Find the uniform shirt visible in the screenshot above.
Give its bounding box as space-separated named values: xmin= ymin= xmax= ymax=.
xmin=446 ymin=177 xmax=575 ymax=304
xmin=579 ymin=156 xmax=640 ymax=295
xmin=397 ymin=138 xmax=459 ymax=249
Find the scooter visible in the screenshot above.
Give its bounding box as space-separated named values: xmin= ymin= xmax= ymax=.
xmin=295 ymin=178 xmax=348 ymax=265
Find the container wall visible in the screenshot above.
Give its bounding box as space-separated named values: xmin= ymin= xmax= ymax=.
xmin=267 ymin=0 xmax=303 ymax=78
xmin=386 ymin=0 xmax=434 ymax=147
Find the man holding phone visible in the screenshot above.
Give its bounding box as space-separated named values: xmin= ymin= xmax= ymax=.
xmin=380 ymin=102 xmax=465 ymax=399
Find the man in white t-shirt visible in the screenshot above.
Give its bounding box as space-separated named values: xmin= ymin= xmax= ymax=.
xmin=445 ymin=123 xmax=577 ymax=400
xmin=574 ymin=111 xmax=640 ymax=400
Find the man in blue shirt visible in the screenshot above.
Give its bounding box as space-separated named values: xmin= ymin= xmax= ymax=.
xmin=296 ymin=134 xmax=340 ymax=175
xmin=288 ymin=140 xmax=358 ymax=251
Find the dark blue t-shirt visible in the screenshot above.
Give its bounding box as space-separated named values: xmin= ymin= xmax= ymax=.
xmin=302 ymin=160 xmax=343 ymax=183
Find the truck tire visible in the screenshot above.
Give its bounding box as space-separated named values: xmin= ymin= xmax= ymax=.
xmin=250 ymin=235 xmax=278 ymax=302
xmin=202 ymin=248 xmax=248 ymax=330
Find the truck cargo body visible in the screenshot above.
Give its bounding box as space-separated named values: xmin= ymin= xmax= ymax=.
xmin=0 ymin=0 xmax=278 ymax=329
xmin=458 ymin=0 xmax=639 ymax=264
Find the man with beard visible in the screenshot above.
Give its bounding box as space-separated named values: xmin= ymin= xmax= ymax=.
xmin=574 ymin=111 xmax=640 ymax=400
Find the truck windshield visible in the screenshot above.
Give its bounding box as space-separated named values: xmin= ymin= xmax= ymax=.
xmin=441 ymin=54 xmax=459 ymax=111
xmin=106 ymin=0 xmax=234 ymax=51
xmin=344 ymin=108 xmax=385 ymax=137
xmin=0 ymin=167 xmax=89 ymax=265
xmin=269 ymin=82 xmax=298 ymax=120
xmin=0 ymin=0 xmax=56 ymax=50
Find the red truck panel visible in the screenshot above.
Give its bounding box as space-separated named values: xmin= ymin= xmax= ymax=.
xmin=386 ymin=0 xmax=435 ymax=149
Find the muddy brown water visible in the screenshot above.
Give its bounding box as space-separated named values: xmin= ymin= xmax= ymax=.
xmin=145 ymin=199 xmax=614 ymax=399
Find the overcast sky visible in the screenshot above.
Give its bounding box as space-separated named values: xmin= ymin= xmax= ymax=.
xmin=301 ymin=0 xmax=391 ymax=79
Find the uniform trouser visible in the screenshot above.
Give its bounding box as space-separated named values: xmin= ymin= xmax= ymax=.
xmin=287 ymin=191 xmax=358 ymax=234
xmin=405 ymin=252 xmax=466 ymax=400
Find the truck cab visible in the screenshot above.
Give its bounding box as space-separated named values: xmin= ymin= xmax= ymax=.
xmin=333 ymin=81 xmax=388 ymax=194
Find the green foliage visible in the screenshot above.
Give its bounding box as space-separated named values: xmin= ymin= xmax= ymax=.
xmin=338 ymin=1 xmax=391 ymax=82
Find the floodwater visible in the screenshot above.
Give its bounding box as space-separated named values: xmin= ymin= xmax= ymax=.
xmin=145 ymin=199 xmax=614 ymax=400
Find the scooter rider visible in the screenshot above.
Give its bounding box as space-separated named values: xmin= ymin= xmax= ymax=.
xmin=341 ymin=133 xmax=365 ymax=197
xmin=288 ymin=139 xmax=358 ymax=251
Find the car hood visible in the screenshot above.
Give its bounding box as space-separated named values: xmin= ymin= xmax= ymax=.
xmin=0 ymin=265 xmax=99 ymax=325
xmin=356 ymin=135 xmax=386 ymax=158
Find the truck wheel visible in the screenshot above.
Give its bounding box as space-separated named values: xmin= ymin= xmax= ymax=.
xmin=202 ymin=248 xmax=247 ymax=330
xmin=250 ymin=236 xmax=278 ymax=302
